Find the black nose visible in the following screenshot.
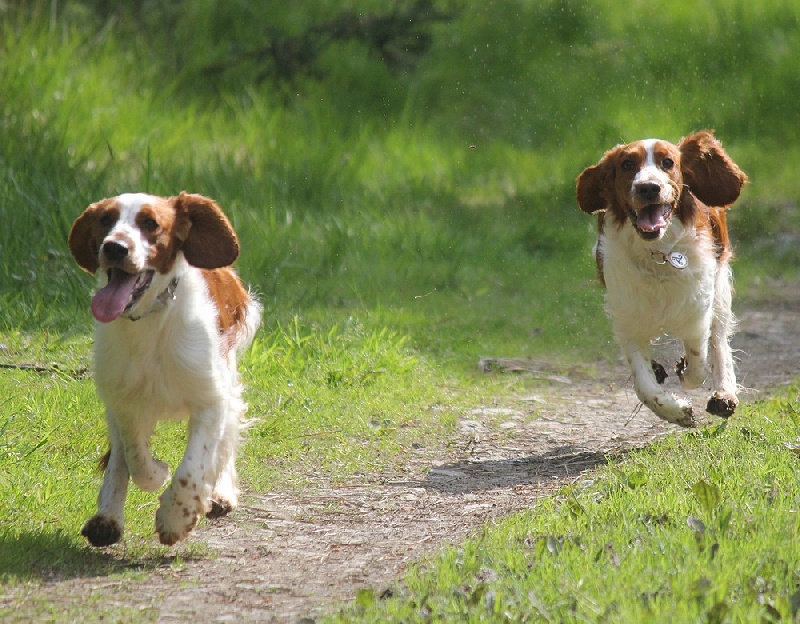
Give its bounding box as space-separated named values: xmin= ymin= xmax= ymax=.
xmin=635 ymin=183 xmax=661 ymax=202
xmin=102 ymin=240 xmax=128 ymax=263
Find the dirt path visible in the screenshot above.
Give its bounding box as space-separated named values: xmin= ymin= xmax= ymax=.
xmin=7 ymin=288 xmax=800 ymax=622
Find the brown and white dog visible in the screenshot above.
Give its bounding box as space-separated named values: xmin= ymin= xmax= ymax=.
xmin=576 ymin=131 xmax=747 ymax=427
xmin=69 ymin=192 xmax=261 ymax=546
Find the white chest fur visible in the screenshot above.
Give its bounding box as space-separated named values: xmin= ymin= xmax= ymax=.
xmin=599 ymin=222 xmax=717 ymax=344
xmin=93 ymin=266 xmax=228 ymax=414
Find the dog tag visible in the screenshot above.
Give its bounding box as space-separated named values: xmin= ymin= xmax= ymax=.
xmin=667 ymin=251 xmax=688 ymax=269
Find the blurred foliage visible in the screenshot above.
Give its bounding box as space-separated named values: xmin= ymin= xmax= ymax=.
xmin=5 ymin=0 xmax=800 ymax=141
xmin=28 ymin=0 xmax=460 ymax=90
xmin=1 ymin=0 xmax=799 ymax=333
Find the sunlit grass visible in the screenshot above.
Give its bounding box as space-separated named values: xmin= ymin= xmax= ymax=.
xmin=0 ymin=316 xmax=465 ymax=579
xmin=335 ymin=392 xmax=800 ymax=622
xmin=240 ymin=317 xmax=459 ymax=490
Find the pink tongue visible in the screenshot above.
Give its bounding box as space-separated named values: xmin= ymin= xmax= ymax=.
xmin=91 ymin=270 xmax=138 ymax=323
xmin=637 ymin=205 xmax=668 ymax=232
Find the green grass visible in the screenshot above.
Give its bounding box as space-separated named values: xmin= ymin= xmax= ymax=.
xmin=1 ymin=0 xmax=799 ymax=619
xmin=0 ymin=319 xmax=461 ymax=577
xmin=240 ymin=318 xmax=462 ymax=490
xmin=335 ymin=393 xmax=800 ymax=622
xmin=3 ymin=0 xmax=799 ymax=329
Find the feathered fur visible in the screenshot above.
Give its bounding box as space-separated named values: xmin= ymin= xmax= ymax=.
xmin=69 ymin=192 xmax=261 ymax=546
xmin=576 ymin=131 xmax=747 ymax=426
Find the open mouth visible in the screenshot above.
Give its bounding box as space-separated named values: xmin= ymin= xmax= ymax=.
xmin=632 ymin=204 xmax=672 ymax=240
xmin=91 ymin=268 xmax=155 ymax=323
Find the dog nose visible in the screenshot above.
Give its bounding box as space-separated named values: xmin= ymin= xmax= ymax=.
xmin=102 ymin=240 xmax=129 ymax=263
xmin=635 ymin=183 xmax=661 ymax=202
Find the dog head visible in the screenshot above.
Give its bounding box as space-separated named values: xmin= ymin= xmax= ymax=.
xmin=68 ymin=192 xmax=239 ymax=322
xmin=576 ymin=131 xmax=747 ymax=241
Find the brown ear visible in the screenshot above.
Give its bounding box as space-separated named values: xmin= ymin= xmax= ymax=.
xmin=679 ymin=130 xmax=748 ymax=207
xmin=576 ymin=156 xmax=614 ymax=214
xmin=68 ymin=200 xmax=115 ymax=274
xmin=172 ymin=192 xmax=240 ymax=269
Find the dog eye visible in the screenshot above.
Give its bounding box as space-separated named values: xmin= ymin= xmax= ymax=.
xmin=621 ymin=159 xmax=635 ymax=171
xmin=662 ymin=158 xmax=675 ymax=170
xmin=99 ymin=214 xmax=115 ymax=228
xmin=141 ymin=217 xmax=159 ymax=232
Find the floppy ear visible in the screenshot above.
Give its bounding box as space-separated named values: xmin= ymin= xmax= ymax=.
xmin=679 ymin=130 xmax=748 ymax=208
xmin=68 ymin=200 xmax=114 ymax=274
xmin=172 ymin=192 xmax=240 ymax=269
xmin=576 ymin=156 xmax=614 ymax=214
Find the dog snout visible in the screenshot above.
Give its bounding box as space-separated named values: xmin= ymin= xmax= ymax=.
xmin=102 ymin=240 xmax=129 ymax=263
xmin=634 ymin=182 xmax=661 ymax=202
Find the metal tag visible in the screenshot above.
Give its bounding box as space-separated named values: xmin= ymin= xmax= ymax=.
xmin=667 ymin=251 xmax=688 ymax=269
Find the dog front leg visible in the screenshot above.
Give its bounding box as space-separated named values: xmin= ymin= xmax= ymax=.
xmin=82 ymin=417 xmax=129 ymax=547
xmin=624 ymin=342 xmax=696 ymax=427
xmin=707 ymin=264 xmax=738 ymax=417
xmin=155 ymin=404 xmax=225 ymax=545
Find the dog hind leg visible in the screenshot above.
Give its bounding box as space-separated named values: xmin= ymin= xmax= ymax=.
xmin=118 ymin=415 xmax=171 ymax=492
xmin=207 ymin=408 xmax=242 ymax=519
xmin=676 ymin=331 xmax=709 ymax=390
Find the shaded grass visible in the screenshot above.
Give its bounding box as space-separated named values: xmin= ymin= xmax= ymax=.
xmin=336 ymin=392 xmax=800 ymax=622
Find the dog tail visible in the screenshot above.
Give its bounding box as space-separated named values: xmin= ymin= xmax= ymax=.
xmin=235 ymin=294 xmax=262 ymax=355
xmin=97 ymin=449 xmax=111 ymax=472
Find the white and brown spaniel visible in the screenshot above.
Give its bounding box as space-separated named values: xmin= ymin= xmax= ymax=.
xmin=576 ymin=131 xmax=747 ymax=427
xmin=69 ymin=192 xmax=261 ymax=546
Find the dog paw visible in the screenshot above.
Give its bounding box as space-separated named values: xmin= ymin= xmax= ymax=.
xmin=157 ymin=527 xmax=189 ymax=546
xmin=651 ymin=360 xmax=668 ymax=384
xmin=155 ymin=504 xmax=199 ymax=546
xmin=82 ymin=514 xmax=123 ymax=547
xmin=646 ymin=396 xmax=697 ymax=428
xmin=666 ymin=400 xmax=697 ymax=428
xmin=155 ymin=486 xmax=203 ymax=545
xmin=206 ymin=497 xmax=234 ymax=520
xmin=207 ymin=471 xmax=238 ymax=519
xmin=706 ymin=392 xmax=737 ymax=418
xmin=673 ymin=408 xmax=697 ymax=428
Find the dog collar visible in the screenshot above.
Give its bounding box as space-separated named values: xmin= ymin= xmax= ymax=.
xmin=125 ymin=277 xmax=180 ymax=321
xmin=651 ymin=250 xmax=688 ymax=270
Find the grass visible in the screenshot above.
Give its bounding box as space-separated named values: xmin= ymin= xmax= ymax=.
xmin=336 ymin=393 xmax=800 ymax=622
xmin=0 ymin=319 xmax=460 ymax=570
xmin=0 ymin=0 xmax=799 ymax=619
xmin=239 ymin=318 xmax=461 ymax=491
